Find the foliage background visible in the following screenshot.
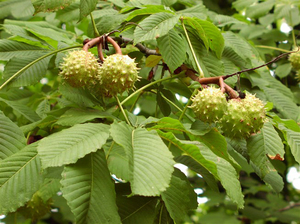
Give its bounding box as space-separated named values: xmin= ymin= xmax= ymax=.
xmin=0 ymin=0 xmax=300 ymax=223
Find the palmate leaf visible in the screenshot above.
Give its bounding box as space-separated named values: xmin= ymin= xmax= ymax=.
xmin=0 ymin=39 xmax=49 ymax=61
xmin=110 ymin=121 xmax=175 ymax=196
xmin=38 ymin=123 xmax=110 ymax=168
xmin=0 ymin=111 xmax=26 ymax=161
xmin=158 ymin=131 xmax=244 ymax=208
xmin=161 ymin=169 xmax=198 ymax=223
xmin=157 ymin=29 xmax=186 ymax=72
xmin=32 ymin=0 xmax=75 ymax=14
xmin=3 ymin=53 xmax=53 ymax=87
xmin=134 ymin=12 xmax=180 ymax=43
xmin=247 ymin=132 xmax=284 ymax=193
xmin=61 ymin=150 xmax=121 ymax=224
xmin=0 ymin=143 xmax=43 ymax=214
xmin=79 ymin=0 xmax=97 ymax=21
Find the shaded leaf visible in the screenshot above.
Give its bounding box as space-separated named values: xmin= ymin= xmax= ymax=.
xmin=0 ymin=111 xmax=26 ymax=161
xmin=126 ymin=5 xmax=172 ymax=21
xmin=32 ymin=0 xmax=75 ymax=14
xmin=3 ymin=53 xmax=52 ymax=87
xmin=110 ymin=122 xmax=175 ymax=196
xmin=61 ymin=150 xmax=121 ymax=224
xmin=0 ymin=143 xmax=43 ymax=214
xmin=79 ymin=0 xmax=97 ymax=21
xmin=38 ymin=123 xmax=110 ymax=168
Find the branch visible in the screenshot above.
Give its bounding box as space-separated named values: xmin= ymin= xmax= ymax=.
xmin=111 ymin=36 xmax=160 ymax=56
xmin=278 ymin=202 xmax=300 ymax=212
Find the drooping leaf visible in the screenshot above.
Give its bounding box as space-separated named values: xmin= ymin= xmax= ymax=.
xmin=134 ymin=12 xmax=179 ymax=43
xmin=61 ymin=150 xmax=121 ymax=224
xmin=282 ymin=127 xmax=300 ymax=165
xmin=157 ymin=29 xmax=186 ymax=72
xmin=79 ymin=0 xmax=97 ymax=21
xmin=0 ymin=111 xmax=26 ymax=160
xmin=156 ymin=91 xmax=171 ymax=116
xmin=0 ymin=143 xmax=43 ymax=214
xmin=247 ymin=132 xmax=284 ymax=193
xmin=161 ymin=169 xmax=198 ymax=223
xmin=32 ymin=0 xmax=75 ymax=14
xmin=38 ymin=123 xmax=110 ymax=168
xmin=261 ymin=122 xmax=285 ymax=159
xmin=0 ymin=98 xmax=41 ymax=122
xmin=0 ymin=39 xmax=49 ymax=61
xmin=3 ymin=53 xmax=53 ymax=87
xmin=264 ymin=87 xmax=299 ymax=121
xmin=158 ymin=131 xmax=244 ymax=208
xmin=110 ymin=121 xmax=175 ymax=196
xmin=145 ymin=55 xmax=162 ymax=67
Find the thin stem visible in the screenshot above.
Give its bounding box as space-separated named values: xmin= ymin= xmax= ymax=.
xmin=90 ymin=13 xmax=100 ymax=37
xmin=115 ymin=95 xmax=131 ymax=126
xmin=106 ymin=141 xmax=115 ymax=159
xmin=129 ymin=91 xmax=143 ymax=112
xmin=255 ymin=45 xmax=290 ymax=53
xmin=181 ymin=18 xmax=205 ymax=78
xmin=178 ymin=89 xmax=197 ymax=121
xmin=292 ymin=29 xmax=297 ymax=48
xmin=0 ymin=45 xmax=82 ymax=90
xmin=121 ymin=73 xmax=183 ymax=105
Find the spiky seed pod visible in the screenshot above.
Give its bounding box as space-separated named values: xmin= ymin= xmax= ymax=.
xmin=97 ymin=54 xmax=139 ymax=97
xmin=219 ymin=93 xmax=266 ymax=138
xmin=288 ymin=49 xmax=300 ymax=70
xmin=190 ymin=86 xmax=227 ymax=123
xmin=59 ymin=50 xmax=101 ymax=88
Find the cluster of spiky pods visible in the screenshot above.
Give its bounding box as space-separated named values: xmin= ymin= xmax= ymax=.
xmin=189 ymin=80 xmax=266 ymax=139
xmin=288 ymin=47 xmax=300 ymax=81
xmin=59 ymin=35 xmax=140 ymax=97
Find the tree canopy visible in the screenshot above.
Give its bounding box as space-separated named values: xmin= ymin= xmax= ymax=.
xmin=0 ymin=0 xmax=300 ymax=223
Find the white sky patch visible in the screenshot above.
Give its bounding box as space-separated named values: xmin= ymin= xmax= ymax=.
xmin=0 ymin=64 xmax=4 ymax=72
xmin=280 ymin=21 xmax=292 ymax=34
xmin=287 ymin=166 xmax=300 ymax=190
xmin=174 ymin=163 xmax=188 ymax=176
xmin=175 ymin=93 xmax=188 ymax=103
xmin=133 ymin=106 xmax=141 ymax=115
xmin=40 ymin=77 xmax=48 ymax=84
xmin=0 ymin=215 xmax=5 ymax=220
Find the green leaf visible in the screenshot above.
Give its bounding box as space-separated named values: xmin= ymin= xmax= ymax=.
xmin=79 ymin=0 xmax=97 ymax=21
xmin=38 ymin=123 xmax=110 ymax=168
xmin=247 ymin=132 xmax=284 ymax=192
xmin=0 ymin=39 xmax=49 ymax=61
xmin=157 ymin=29 xmax=186 ymax=72
xmin=61 ymin=150 xmax=121 ymax=224
xmin=0 ymin=0 xmax=20 ymax=19
xmin=232 ymin=0 xmax=256 ymax=11
xmin=115 ymin=184 xmax=158 ymax=224
xmin=105 ymin=142 xmax=130 ymax=181
xmin=36 ymin=99 xmax=50 ymax=119
xmin=261 ymin=122 xmax=285 ymax=159
xmin=177 ymin=4 xmax=207 ymax=20
xmin=161 ymin=169 xmax=197 ymax=223
xmin=245 ymin=0 xmax=275 ymax=19
xmin=0 ymin=143 xmax=43 ymax=214
xmin=189 ymin=140 xmax=244 ymax=208
xmin=32 ymin=0 xmax=75 ymax=14
xmin=110 ymin=122 xmax=175 ymax=196
xmin=264 ymin=87 xmax=299 ymax=121
xmin=158 ymin=131 xmax=244 ymax=208
xmin=0 ymin=111 xmax=26 ymax=160
xmin=157 ymin=91 xmax=171 ymax=116
xmin=134 ymin=12 xmax=179 ymax=43
xmin=56 ymin=108 xmax=116 ymax=126
xmin=284 ymin=128 xmax=300 ymax=165
xmin=187 ymin=18 xmax=224 ymax=58
xmin=176 ymin=155 xmax=219 ymax=192
xmin=0 ymin=98 xmax=41 ymax=122
xmin=3 ymin=53 xmax=52 ymax=87
xmin=126 ymin=5 xmax=172 ymax=21
xmin=275 ymin=63 xmax=292 ymax=79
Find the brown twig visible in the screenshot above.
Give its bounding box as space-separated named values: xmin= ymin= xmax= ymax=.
xmin=278 ymin=202 xmax=300 ymax=212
